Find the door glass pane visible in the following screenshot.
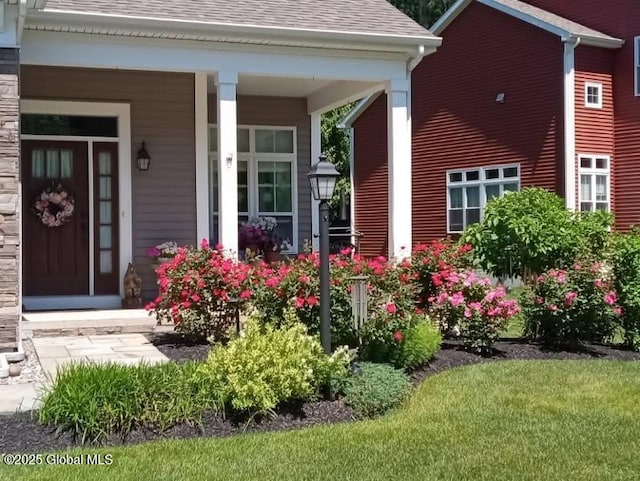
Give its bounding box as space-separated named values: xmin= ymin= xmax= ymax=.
xmin=275 ymin=130 xmax=294 ymax=153
xmin=237 ymin=128 xmax=250 ymax=153
xmin=100 ymin=201 xmax=112 ymax=224
xmin=100 ymin=251 xmax=113 ymax=274
xmin=449 ymin=210 xmax=463 ymax=232
xmin=46 ymin=150 xmax=60 ymax=178
xmin=466 ymin=186 xmax=480 ymax=208
xmin=21 ymin=114 xmax=118 ymax=137
xmin=466 ymin=208 xmax=481 ymax=225
xmin=32 ymin=150 xmax=45 ymax=178
xmin=100 ymin=226 xmax=112 ymax=249
xmin=274 ymin=163 xmax=292 ymax=212
xmin=210 ymin=155 xmax=218 ymax=213
xmin=272 ymin=216 xmax=294 ymax=246
xmin=485 ymin=184 xmax=500 ymax=201
xmin=60 ymin=151 xmax=73 ymax=178
xmin=238 ymin=160 xmax=248 ymax=212
xmin=596 ymin=175 xmax=608 ymax=201
xmin=99 ymin=177 xmax=112 ymax=200
xmin=255 ymin=130 xmax=275 ymax=153
xmin=449 ymin=188 xmax=463 ymax=209
xmin=581 ymin=175 xmax=592 ymax=201
xmin=99 ymin=152 xmax=111 ymax=175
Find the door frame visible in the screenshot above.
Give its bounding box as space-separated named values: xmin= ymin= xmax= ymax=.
xmin=21 ymin=100 xmax=132 ymax=309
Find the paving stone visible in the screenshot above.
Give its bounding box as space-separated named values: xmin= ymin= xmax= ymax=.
xmin=31 ymin=345 xmax=69 ymax=359
xmin=112 ymin=345 xmax=161 ymax=353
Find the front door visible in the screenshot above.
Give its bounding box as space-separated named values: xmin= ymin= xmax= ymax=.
xmin=22 ymin=141 xmax=90 ymax=296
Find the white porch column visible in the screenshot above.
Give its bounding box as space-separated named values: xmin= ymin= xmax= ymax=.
xmin=195 ymin=72 xmax=210 ymax=244
xmin=563 ymin=39 xmax=578 ymax=211
xmin=387 ymin=78 xmax=412 ymax=260
xmin=310 ymin=112 xmax=321 ymax=251
xmin=216 ymin=71 xmax=239 ymax=257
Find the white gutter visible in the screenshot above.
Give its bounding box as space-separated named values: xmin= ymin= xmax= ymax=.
xmin=563 ymin=36 xmax=580 ymax=211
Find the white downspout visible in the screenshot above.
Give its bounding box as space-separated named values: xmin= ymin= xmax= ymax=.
xmin=17 ymin=0 xmax=27 ymax=44
xmin=348 ymin=127 xmax=356 ymax=249
xmin=563 ymin=36 xmax=580 ymax=211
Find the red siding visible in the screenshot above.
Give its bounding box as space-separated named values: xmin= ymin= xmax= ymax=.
xmin=411 ymin=2 xmax=564 ymax=242
xmin=574 ymin=46 xmax=615 ymax=211
xmin=352 ymin=95 xmax=388 ymax=257
xmin=528 ymin=0 xmax=640 ymax=229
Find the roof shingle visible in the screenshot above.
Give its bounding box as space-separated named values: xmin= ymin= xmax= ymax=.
xmin=44 ymin=0 xmax=436 ymax=39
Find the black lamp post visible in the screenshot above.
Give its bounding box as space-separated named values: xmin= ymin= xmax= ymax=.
xmin=308 ymin=154 xmax=340 ymax=354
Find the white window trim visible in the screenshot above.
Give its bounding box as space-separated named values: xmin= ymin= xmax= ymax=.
xmin=208 ymin=124 xmax=298 ymax=253
xmin=635 ymin=36 xmax=640 ymax=96
xmin=446 ymin=164 xmax=520 ymax=234
xmin=585 ymin=82 xmax=603 ymax=109
xmin=578 ymin=154 xmax=611 ymax=212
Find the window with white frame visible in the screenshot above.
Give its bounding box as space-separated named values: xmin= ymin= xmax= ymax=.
xmin=635 ymin=36 xmax=640 ymax=96
xmin=579 ymin=155 xmax=610 ymax=212
xmin=447 ymin=164 xmax=520 ymax=233
xmin=585 ymin=82 xmax=603 ymax=108
xmin=209 ymin=125 xmax=297 ymax=251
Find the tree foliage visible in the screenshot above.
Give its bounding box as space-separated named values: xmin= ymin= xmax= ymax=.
xmin=321 ymin=104 xmax=353 ymax=213
xmin=388 ymin=0 xmax=456 ymax=27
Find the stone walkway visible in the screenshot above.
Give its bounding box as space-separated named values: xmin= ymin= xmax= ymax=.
xmin=0 ymin=334 xmax=168 ymax=414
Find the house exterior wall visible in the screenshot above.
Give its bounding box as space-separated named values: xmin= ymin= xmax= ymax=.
xmin=352 ymin=94 xmax=388 ymax=257
xmin=207 ymin=95 xmax=312 ymax=252
xmin=352 ymin=1 xmax=565 ymax=254
xmin=528 ymin=0 xmax=640 ymax=229
xmin=0 ymin=48 xmax=20 ymax=348
xmin=21 ymin=66 xmax=196 ymax=300
xmin=574 ymin=46 xmax=615 ymax=211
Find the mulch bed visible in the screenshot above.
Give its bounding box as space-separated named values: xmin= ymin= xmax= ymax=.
xmin=1 ymin=335 xmax=638 ymax=454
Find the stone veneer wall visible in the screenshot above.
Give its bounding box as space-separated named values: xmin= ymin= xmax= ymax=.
xmin=0 ymin=48 xmax=20 ymax=350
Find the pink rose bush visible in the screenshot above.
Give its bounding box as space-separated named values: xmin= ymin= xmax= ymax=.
xmin=521 ymin=263 xmax=622 ymax=346
xmin=428 ymin=270 xmax=520 ymax=350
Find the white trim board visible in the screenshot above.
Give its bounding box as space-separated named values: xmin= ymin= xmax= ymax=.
xmin=20 ymin=99 xmax=132 ymax=306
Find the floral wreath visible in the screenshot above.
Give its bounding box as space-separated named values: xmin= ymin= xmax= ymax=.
xmin=32 ymin=183 xmax=75 ymax=228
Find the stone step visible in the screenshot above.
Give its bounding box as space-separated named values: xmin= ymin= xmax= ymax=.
xmin=21 ymin=309 xmax=174 ymax=338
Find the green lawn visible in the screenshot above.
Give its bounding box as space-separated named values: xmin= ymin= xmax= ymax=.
xmin=5 ymin=360 xmax=640 ymax=481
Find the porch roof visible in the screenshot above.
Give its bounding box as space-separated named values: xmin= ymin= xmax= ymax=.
xmin=29 ymin=0 xmax=439 ymax=51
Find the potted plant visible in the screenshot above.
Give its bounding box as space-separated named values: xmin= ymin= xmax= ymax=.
xmin=239 ymin=223 xmax=265 ymax=255
xmin=147 ymin=241 xmax=179 ymax=266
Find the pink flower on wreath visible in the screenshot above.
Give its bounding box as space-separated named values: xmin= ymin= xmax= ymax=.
xmin=449 ymin=292 xmax=465 ymax=307
xmin=386 ymin=303 xmax=398 ymax=314
xmin=547 ymin=304 xmax=559 ymax=312
xmin=604 ymin=291 xmax=618 ymax=306
xmin=393 ymin=331 xmax=403 ymax=342
xmin=295 ymin=297 xmax=305 ymax=309
xmin=565 ymin=291 xmax=578 ymax=307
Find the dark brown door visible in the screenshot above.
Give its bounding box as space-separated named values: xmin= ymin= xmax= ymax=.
xmin=22 ymin=141 xmax=90 ymax=296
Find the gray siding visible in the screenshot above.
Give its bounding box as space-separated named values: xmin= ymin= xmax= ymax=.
xmin=209 ymin=95 xmax=312 ymax=252
xmin=21 ymin=66 xmax=196 ymax=300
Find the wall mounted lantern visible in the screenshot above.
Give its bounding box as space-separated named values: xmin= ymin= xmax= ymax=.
xmin=136 ymin=141 xmax=151 ymax=171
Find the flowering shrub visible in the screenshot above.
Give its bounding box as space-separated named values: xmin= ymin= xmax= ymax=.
xmin=521 ymin=263 xmax=622 ymax=346
xmin=146 ymin=240 xmax=253 ymax=340
xmin=405 ymin=240 xmax=473 ymax=308
xmin=428 ymin=270 xmax=520 ymax=350
xmin=197 ymin=314 xmax=351 ymax=413
xmin=251 ymin=249 xmax=417 ymax=351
